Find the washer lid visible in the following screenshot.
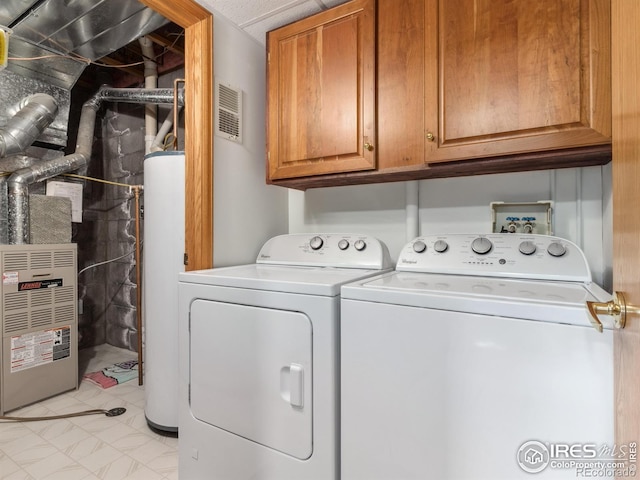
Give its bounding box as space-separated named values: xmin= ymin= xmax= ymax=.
xmin=179 ymin=263 xmax=391 ymax=296
xmin=341 ymin=271 xmax=614 ymax=328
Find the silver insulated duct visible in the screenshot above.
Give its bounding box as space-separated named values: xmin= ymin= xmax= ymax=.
xmin=5 ymin=86 xmax=185 ymax=244
xmin=0 ymin=94 xmax=59 ymax=157
xmin=0 ymin=94 xmax=58 ymax=244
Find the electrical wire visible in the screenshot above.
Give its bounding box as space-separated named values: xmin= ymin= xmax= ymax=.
xmin=0 ymin=407 xmax=126 ymax=422
xmin=77 ymin=244 xmax=141 ymax=277
xmin=8 ymin=31 xmax=185 ymax=70
xmin=60 ymin=174 xmax=142 ymax=286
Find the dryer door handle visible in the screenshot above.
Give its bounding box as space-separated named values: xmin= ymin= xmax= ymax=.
xmin=280 ymin=363 xmax=304 ymax=408
xmin=289 ymin=364 xmax=304 ymax=408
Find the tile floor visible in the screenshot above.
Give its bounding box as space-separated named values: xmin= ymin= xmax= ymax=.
xmin=0 ymin=344 xmax=178 ymax=480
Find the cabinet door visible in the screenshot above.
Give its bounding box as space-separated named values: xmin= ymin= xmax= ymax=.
xmin=425 ymin=0 xmax=611 ymax=163
xmin=267 ymin=0 xmax=376 ymax=180
xmin=376 ymin=0 xmax=427 ymax=169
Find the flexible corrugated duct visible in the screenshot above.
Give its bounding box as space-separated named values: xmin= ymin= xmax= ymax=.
xmin=6 ymin=86 xmax=185 ymax=244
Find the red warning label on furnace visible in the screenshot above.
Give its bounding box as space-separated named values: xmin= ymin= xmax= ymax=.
xmin=18 ymin=279 xmax=63 ymax=291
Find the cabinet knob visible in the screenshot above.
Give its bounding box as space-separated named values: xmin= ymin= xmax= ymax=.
xmin=426 ymin=132 xmax=435 ymax=142
xmin=364 ymin=142 xmax=374 ymax=151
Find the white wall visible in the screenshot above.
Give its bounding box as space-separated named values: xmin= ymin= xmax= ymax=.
xmin=289 ymin=165 xmax=613 ymax=290
xmin=199 ymin=10 xmax=288 ymax=267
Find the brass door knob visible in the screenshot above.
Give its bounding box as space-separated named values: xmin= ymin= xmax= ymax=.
xmin=585 ymin=291 xmax=639 ymax=332
xmin=426 ymin=132 xmax=435 ymax=142
xmin=364 ymin=142 xmax=374 ymax=151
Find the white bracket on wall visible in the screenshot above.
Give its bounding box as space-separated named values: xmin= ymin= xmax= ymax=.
xmin=490 ymin=201 xmax=553 ymax=235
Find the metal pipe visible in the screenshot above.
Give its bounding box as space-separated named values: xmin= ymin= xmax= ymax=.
xmin=7 ymin=95 xmax=98 ymax=244
xmin=95 ymin=87 xmax=184 ymax=107
xmin=0 ymin=94 xmax=57 ymax=243
xmin=0 ymin=94 xmax=58 ymax=158
xmin=0 ymin=175 xmax=7 ymax=244
xmin=134 ymin=186 xmax=143 ymax=385
xmin=0 ymin=154 xmax=41 ymax=172
xmin=173 ymin=79 xmax=185 ymax=150
xmin=6 ymin=85 xmax=184 ymax=244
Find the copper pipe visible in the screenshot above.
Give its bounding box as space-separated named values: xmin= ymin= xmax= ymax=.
xmin=173 ymin=79 xmax=185 ymax=150
xmin=134 ymin=186 xmax=144 ymax=385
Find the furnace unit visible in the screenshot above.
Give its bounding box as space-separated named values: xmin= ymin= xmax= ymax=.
xmin=0 ymin=243 xmax=78 ymax=415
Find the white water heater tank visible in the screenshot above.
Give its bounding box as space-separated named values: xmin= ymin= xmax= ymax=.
xmin=143 ymin=151 xmax=185 ymax=432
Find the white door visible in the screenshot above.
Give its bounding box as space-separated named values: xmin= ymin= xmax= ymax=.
xmin=190 ymin=300 xmax=313 ymax=460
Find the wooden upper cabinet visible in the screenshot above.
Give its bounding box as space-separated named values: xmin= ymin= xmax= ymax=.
xmin=425 ymin=0 xmax=611 ymax=163
xmin=266 ymin=0 xmax=376 ymax=181
xmin=267 ymin=0 xmax=611 ymax=190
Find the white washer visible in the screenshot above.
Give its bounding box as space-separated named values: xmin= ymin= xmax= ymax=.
xmin=178 ymin=233 xmax=392 ymax=480
xmin=341 ymin=234 xmax=614 ymax=480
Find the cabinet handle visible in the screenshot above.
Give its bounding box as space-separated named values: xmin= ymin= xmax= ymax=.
xmin=364 ymin=142 xmax=374 ymax=151
xmin=426 ymin=132 xmax=435 ymax=142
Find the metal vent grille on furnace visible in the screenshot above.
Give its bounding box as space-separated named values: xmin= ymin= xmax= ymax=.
xmin=215 ymin=79 xmax=243 ymax=144
xmin=0 ymin=243 xmax=78 ymax=415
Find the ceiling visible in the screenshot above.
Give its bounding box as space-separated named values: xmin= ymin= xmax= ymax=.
xmin=196 ymin=0 xmax=351 ymax=45
xmin=90 ymin=0 xmax=352 ymax=87
xmin=0 ymin=0 xmax=352 ymax=90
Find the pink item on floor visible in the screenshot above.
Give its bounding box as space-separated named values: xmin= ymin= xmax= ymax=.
xmin=83 ymin=360 xmax=138 ymax=388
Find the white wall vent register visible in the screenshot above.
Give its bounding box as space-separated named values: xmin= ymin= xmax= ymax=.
xmin=215 ymin=79 xmax=242 ymax=144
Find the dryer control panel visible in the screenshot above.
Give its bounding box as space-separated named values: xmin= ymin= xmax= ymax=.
xmin=397 ymin=234 xmax=591 ymax=282
xmin=256 ymin=234 xmax=393 ymax=270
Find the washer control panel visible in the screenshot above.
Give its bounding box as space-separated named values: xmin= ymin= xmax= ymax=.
xmin=257 ymin=234 xmax=393 ymax=270
xmin=397 ymin=234 xmax=591 ymax=282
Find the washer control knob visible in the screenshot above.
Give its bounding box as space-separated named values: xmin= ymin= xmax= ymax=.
xmin=354 ymin=239 xmax=366 ymax=251
xmin=338 ymin=239 xmax=350 ymax=250
xmin=413 ymin=240 xmax=427 ymax=253
xmin=518 ymin=241 xmax=537 ymax=256
xmin=433 ymin=240 xmax=449 ymax=253
xmin=309 ymin=236 xmax=324 ymax=250
xmin=471 ymin=237 xmax=493 ymax=255
xmin=547 ymin=242 xmax=567 ymax=257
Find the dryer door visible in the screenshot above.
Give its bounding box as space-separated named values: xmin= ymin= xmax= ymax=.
xmin=189 ymin=300 xmax=313 ymax=459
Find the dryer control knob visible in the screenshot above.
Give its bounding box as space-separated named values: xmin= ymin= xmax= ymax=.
xmin=338 ymin=239 xmax=350 ymax=250
xmin=471 ymin=237 xmax=493 ymax=255
xmin=433 ymin=240 xmax=449 ymax=253
xmin=413 ymin=240 xmax=427 ymax=253
xmin=354 ymin=239 xmax=367 ymax=251
xmin=518 ymin=241 xmax=537 ymax=256
xmin=547 ymin=242 xmax=566 ymax=257
xmin=309 ymin=236 xmax=324 ymax=250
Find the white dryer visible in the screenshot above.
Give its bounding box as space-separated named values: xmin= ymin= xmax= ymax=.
xmin=178 ymin=233 xmax=392 ymax=480
xmin=341 ymin=234 xmax=614 ymax=480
